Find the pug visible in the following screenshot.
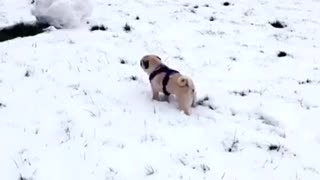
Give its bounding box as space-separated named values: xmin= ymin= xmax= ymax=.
xmin=140 ymin=54 xmax=197 ymax=115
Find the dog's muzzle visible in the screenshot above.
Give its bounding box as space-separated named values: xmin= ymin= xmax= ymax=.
xmin=140 ymin=60 xmax=149 ymax=69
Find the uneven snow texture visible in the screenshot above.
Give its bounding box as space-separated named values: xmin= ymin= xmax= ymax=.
xmin=0 ymin=0 xmax=320 ymax=180
xmin=31 ymin=0 xmax=93 ymax=28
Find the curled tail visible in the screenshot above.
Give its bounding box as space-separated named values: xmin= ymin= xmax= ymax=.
xmin=177 ymin=76 xmax=191 ymax=87
xmin=177 ymin=76 xmax=197 ymax=107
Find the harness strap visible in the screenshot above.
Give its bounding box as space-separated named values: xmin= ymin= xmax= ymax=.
xmin=149 ymin=65 xmax=167 ymax=81
xmin=149 ymin=65 xmax=179 ymax=96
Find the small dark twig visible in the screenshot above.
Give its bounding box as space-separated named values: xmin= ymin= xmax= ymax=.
xmin=0 ymin=102 xmax=6 ymax=108
xmin=145 ymin=165 xmax=155 ymax=176
xmin=120 ymin=59 xmax=127 ymax=64
xmin=19 ymin=175 xmax=28 ymax=180
xmin=200 ymin=164 xmax=210 ymax=173
xmin=130 ymin=75 xmax=137 ymax=81
xmin=269 ymin=20 xmax=287 ymax=28
xmin=226 ymin=130 xmax=239 ymax=152
xmin=25 ymin=70 xmax=31 ymax=77
xmin=277 ymin=51 xmax=287 ymax=57
xmin=223 ymin=2 xmax=230 ymax=6
xmin=90 ymin=25 xmax=107 ymax=31
xmin=123 ymin=23 xmax=132 ymax=32
xmin=268 ymin=144 xmax=281 ymax=151
xmin=196 ymin=96 xmax=215 ymax=111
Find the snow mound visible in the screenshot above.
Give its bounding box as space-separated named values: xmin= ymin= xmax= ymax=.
xmin=31 ymin=0 xmax=93 ymax=28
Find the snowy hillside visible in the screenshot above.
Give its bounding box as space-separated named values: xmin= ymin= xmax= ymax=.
xmin=1 ymin=0 xmax=320 ymax=179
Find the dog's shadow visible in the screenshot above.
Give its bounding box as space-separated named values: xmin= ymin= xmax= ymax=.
xmin=154 ymin=94 xmax=215 ymax=112
xmin=155 ymin=94 xmax=177 ymax=105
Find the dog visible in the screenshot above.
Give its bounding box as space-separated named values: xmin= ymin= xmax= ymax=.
xmin=140 ymin=54 xmax=197 ymax=115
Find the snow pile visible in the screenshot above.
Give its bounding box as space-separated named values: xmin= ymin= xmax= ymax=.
xmin=31 ymin=0 xmax=93 ymax=28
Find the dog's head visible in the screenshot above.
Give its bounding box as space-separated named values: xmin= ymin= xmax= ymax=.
xmin=140 ymin=55 xmax=162 ymax=74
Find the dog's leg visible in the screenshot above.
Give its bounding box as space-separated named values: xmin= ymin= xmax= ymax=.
xmin=176 ymin=94 xmax=191 ymax=116
xmin=152 ymin=91 xmax=160 ymax=101
xmin=181 ymin=104 xmax=191 ymax=116
xmin=191 ymin=89 xmax=197 ymax=107
xmin=183 ymin=107 xmax=191 ymax=116
xmin=151 ymin=85 xmax=160 ymax=101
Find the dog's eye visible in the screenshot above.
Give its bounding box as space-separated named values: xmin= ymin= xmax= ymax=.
xmin=143 ymin=60 xmax=149 ymax=69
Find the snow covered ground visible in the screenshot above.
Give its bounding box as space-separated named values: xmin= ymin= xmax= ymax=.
xmin=1 ymin=0 xmax=320 ymax=179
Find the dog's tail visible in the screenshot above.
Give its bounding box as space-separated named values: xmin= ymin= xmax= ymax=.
xmin=177 ymin=76 xmax=192 ymax=87
xmin=177 ymin=76 xmax=197 ymax=107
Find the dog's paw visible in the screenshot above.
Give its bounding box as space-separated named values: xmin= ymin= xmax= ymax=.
xmin=152 ymin=96 xmax=160 ymax=101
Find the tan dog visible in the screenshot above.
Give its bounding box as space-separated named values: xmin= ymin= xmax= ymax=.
xmin=140 ymin=54 xmax=197 ymax=115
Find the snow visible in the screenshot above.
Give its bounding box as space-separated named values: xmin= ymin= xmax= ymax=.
xmin=0 ymin=0 xmax=320 ymax=180
xmin=31 ymin=0 xmax=93 ymax=28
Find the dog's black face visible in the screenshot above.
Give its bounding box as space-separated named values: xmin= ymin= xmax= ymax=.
xmin=140 ymin=59 xmax=149 ymax=69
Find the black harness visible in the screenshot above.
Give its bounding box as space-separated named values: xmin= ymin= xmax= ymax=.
xmin=149 ymin=65 xmax=179 ymax=96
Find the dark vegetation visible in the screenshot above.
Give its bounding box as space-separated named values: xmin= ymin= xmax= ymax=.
xmin=0 ymin=22 xmax=50 ymax=42
xmin=270 ymin=20 xmax=287 ymax=28
xmin=90 ymin=25 xmax=108 ymax=31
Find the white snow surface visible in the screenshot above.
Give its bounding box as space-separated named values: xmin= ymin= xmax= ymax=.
xmin=1 ymin=0 xmax=320 ymax=179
